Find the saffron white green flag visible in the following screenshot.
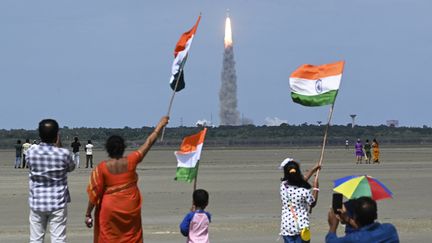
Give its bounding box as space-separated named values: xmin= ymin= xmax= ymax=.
xmin=289 ymin=61 xmax=344 ymax=106
xmin=174 ymin=128 xmax=207 ymax=183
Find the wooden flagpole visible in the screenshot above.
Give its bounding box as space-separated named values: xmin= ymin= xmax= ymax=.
xmin=313 ymin=60 xmax=345 ymax=184
xmin=193 ymin=160 xmax=199 ymax=192
xmin=190 ymin=160 xmax=199 ymax=209
xmin=160 ymin=55 xmax=188 ymax=141
xmin=313 ymin=102 xmax=335 ymax=185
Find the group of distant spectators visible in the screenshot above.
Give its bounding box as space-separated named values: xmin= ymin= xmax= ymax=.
xmin=14 ymin=139 xmax=35 ymax=168
xmin=70 ymin=137 xmax=94 ymax=168
xmin=14 ymin=136 xmax=94 ymax=169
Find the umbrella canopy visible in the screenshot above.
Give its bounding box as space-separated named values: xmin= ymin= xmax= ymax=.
xmin=333 ymin=175 xmax=393 ymax=200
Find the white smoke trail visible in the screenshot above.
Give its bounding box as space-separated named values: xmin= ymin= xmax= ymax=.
xmin=219 ymin=45 xmax=241 ymax=126
xmin=219 ymin=17 xmax=240 ymax=126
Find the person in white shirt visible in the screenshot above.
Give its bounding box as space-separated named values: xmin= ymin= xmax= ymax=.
xmin=22 ymin=139 xmax=32 ymax=168
xmin=85 ymin=140 xmax=94 ymax=168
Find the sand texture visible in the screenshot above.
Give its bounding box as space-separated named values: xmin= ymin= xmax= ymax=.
xmin=1 ymin=146 xmax=431 ymax=242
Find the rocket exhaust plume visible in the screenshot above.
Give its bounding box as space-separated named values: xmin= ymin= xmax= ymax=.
xmin=219 ymin=14 xmax=240 ymax=126
xmin=224 ymin=17 xmax=232 ymax=48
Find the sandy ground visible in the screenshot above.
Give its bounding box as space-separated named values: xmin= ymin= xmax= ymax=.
xmin=0 ymin=146 xmax=431 ymax=242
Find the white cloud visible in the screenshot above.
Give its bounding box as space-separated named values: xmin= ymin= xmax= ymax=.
xmin=264 ymin=117 xmax=288 ymax=126
xmin=196 ymin=119 xmax=213 ymax=127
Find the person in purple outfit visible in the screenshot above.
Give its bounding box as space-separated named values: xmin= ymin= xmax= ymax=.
xmin=354 ymin=139 xmax=364 ymax=164
xmin=180 ymin=189 xmax=211 ymax=243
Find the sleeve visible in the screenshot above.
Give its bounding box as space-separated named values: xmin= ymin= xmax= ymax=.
xmin=325 ymin=232 xmax=355 ymax=243
xmin=325 ymin=232 xmax=338 ymax=243
xmin=66 ymin=151 xmax=75 ymax=172
xmin=87 ymin=165 xmax=105 ymax=206
xmin=180 ymin=212 xmax=195 ymax=237
xmin=127 ymin=151 xmax=144 ymax=170
xmin=205 ymin=212 xmax=212 ymax=223
xmin=305 ymin=189 xmax=315 ymax=205
xmin=280 ymin=182 xmax=286 ymax=201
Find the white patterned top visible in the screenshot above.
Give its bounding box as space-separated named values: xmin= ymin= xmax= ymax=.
xmin=280 ymin=181 xmax=315 ymax=236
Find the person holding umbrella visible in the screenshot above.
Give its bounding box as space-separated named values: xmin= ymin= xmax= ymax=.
xmin=326 ymin=175 xmax=399 ymax=242
xmin=326 ymin=197 xmax=399 ymax=242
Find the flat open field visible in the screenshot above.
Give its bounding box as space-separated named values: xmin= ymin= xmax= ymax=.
xmin=1 ymin=146 xmax=431 ymax=242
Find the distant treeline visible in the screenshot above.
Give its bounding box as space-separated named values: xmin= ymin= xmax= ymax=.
xmin=1 ymin=124 xmax=432 ymax=149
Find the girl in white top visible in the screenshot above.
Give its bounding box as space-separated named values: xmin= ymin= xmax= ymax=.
xmin=279 ymin=158 xmax=320 ymax=243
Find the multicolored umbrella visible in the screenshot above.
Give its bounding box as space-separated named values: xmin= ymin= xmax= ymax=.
xmin=333 ymin=175 xmax=393 ymax=200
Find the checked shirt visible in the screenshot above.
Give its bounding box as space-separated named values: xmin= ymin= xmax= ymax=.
xmin=26 ymin=143 xmax=75 ymax=212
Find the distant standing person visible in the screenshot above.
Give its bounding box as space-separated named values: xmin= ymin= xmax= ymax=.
xmin=71 ymin=137 xmax=81 ymax=168
xmin=372 ymin=138 xmax=380 ymax=164
xmin=85 ymin=140 xmax=94 ymax=168
xmin=363 ymin=139 xmax=372 ymax=164
xmin=354 ymin=139 xmax=364 ymax=164
xmin=26 ymin=119 xmax=75 ymax=242
xmin=14 ymin=140 xmax=23 ymax=168
xmin=22 ymin=139 xmax=32 ymax=168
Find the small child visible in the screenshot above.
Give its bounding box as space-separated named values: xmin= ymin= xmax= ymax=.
xmin=180 ymin=189 xmax=211 ymax=243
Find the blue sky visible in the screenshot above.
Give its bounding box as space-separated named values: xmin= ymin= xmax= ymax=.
xmin=0 ymin=0 xmax=430 ymax=129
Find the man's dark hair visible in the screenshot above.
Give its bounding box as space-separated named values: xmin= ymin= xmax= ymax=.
xmin=26 ymin=138 xmax=30 ymax=143
xmin=17 ymin=140 xmax=21 ymax=144
xmin=105 ymin=135 xmax=125 ymax=159
xmin=38 ymin=119 xmax=59 ymax=143
xmin=193 ymin=189 xmax=209 ymax=209
xmin=353 ymin=196 xmax=378 ymax=227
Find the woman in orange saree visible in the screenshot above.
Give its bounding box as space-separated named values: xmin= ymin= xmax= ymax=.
xmin=372 ymin=138 xmax=380 ymax=164
xmin=85 ymin=116 xmax=168 ymax=243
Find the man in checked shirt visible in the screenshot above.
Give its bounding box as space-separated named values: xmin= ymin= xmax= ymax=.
xmin=25 ymin=119 xmax=75 ymax=243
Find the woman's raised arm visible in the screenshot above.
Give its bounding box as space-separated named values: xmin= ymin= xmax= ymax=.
xmin=136 ymin=116 xmax=169 ymax=158
xmin=304 ymin=163 xmax=321 ymax=181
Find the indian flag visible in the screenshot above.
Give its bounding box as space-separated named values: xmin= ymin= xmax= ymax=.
xmin=169 ymin=15 xmax=201 ymax=92
xmin=289 ymin=61 xmax=345 ymax=106
xmin=174 ymin=128 xmax=207 ymax=182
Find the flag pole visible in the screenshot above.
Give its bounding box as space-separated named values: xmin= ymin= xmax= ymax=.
xmin=313 ymin=102 xmax=335 ymax=185
xmin=160 ymin=55 xmax=188 ymax=141
xmin=190 ymin=160 xmax=199 ymax=209
xmin=193 ymin=160 xmax=199 ymax=192
xmin=313 ymin=61 xmax=344 ymax=184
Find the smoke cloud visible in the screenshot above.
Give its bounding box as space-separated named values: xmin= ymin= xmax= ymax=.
xmin=219 ymin=45 xmax=241 ymax=126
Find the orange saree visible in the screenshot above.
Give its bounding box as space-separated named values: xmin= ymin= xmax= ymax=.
xmin=372 ymin=142 xmax=380 ymax=162
xmin=87 ymin=151 xmax=144 ymax=243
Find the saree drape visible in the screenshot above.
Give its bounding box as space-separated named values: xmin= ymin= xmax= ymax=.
xmin=87 ymin=151 xmax=144 ymax=243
